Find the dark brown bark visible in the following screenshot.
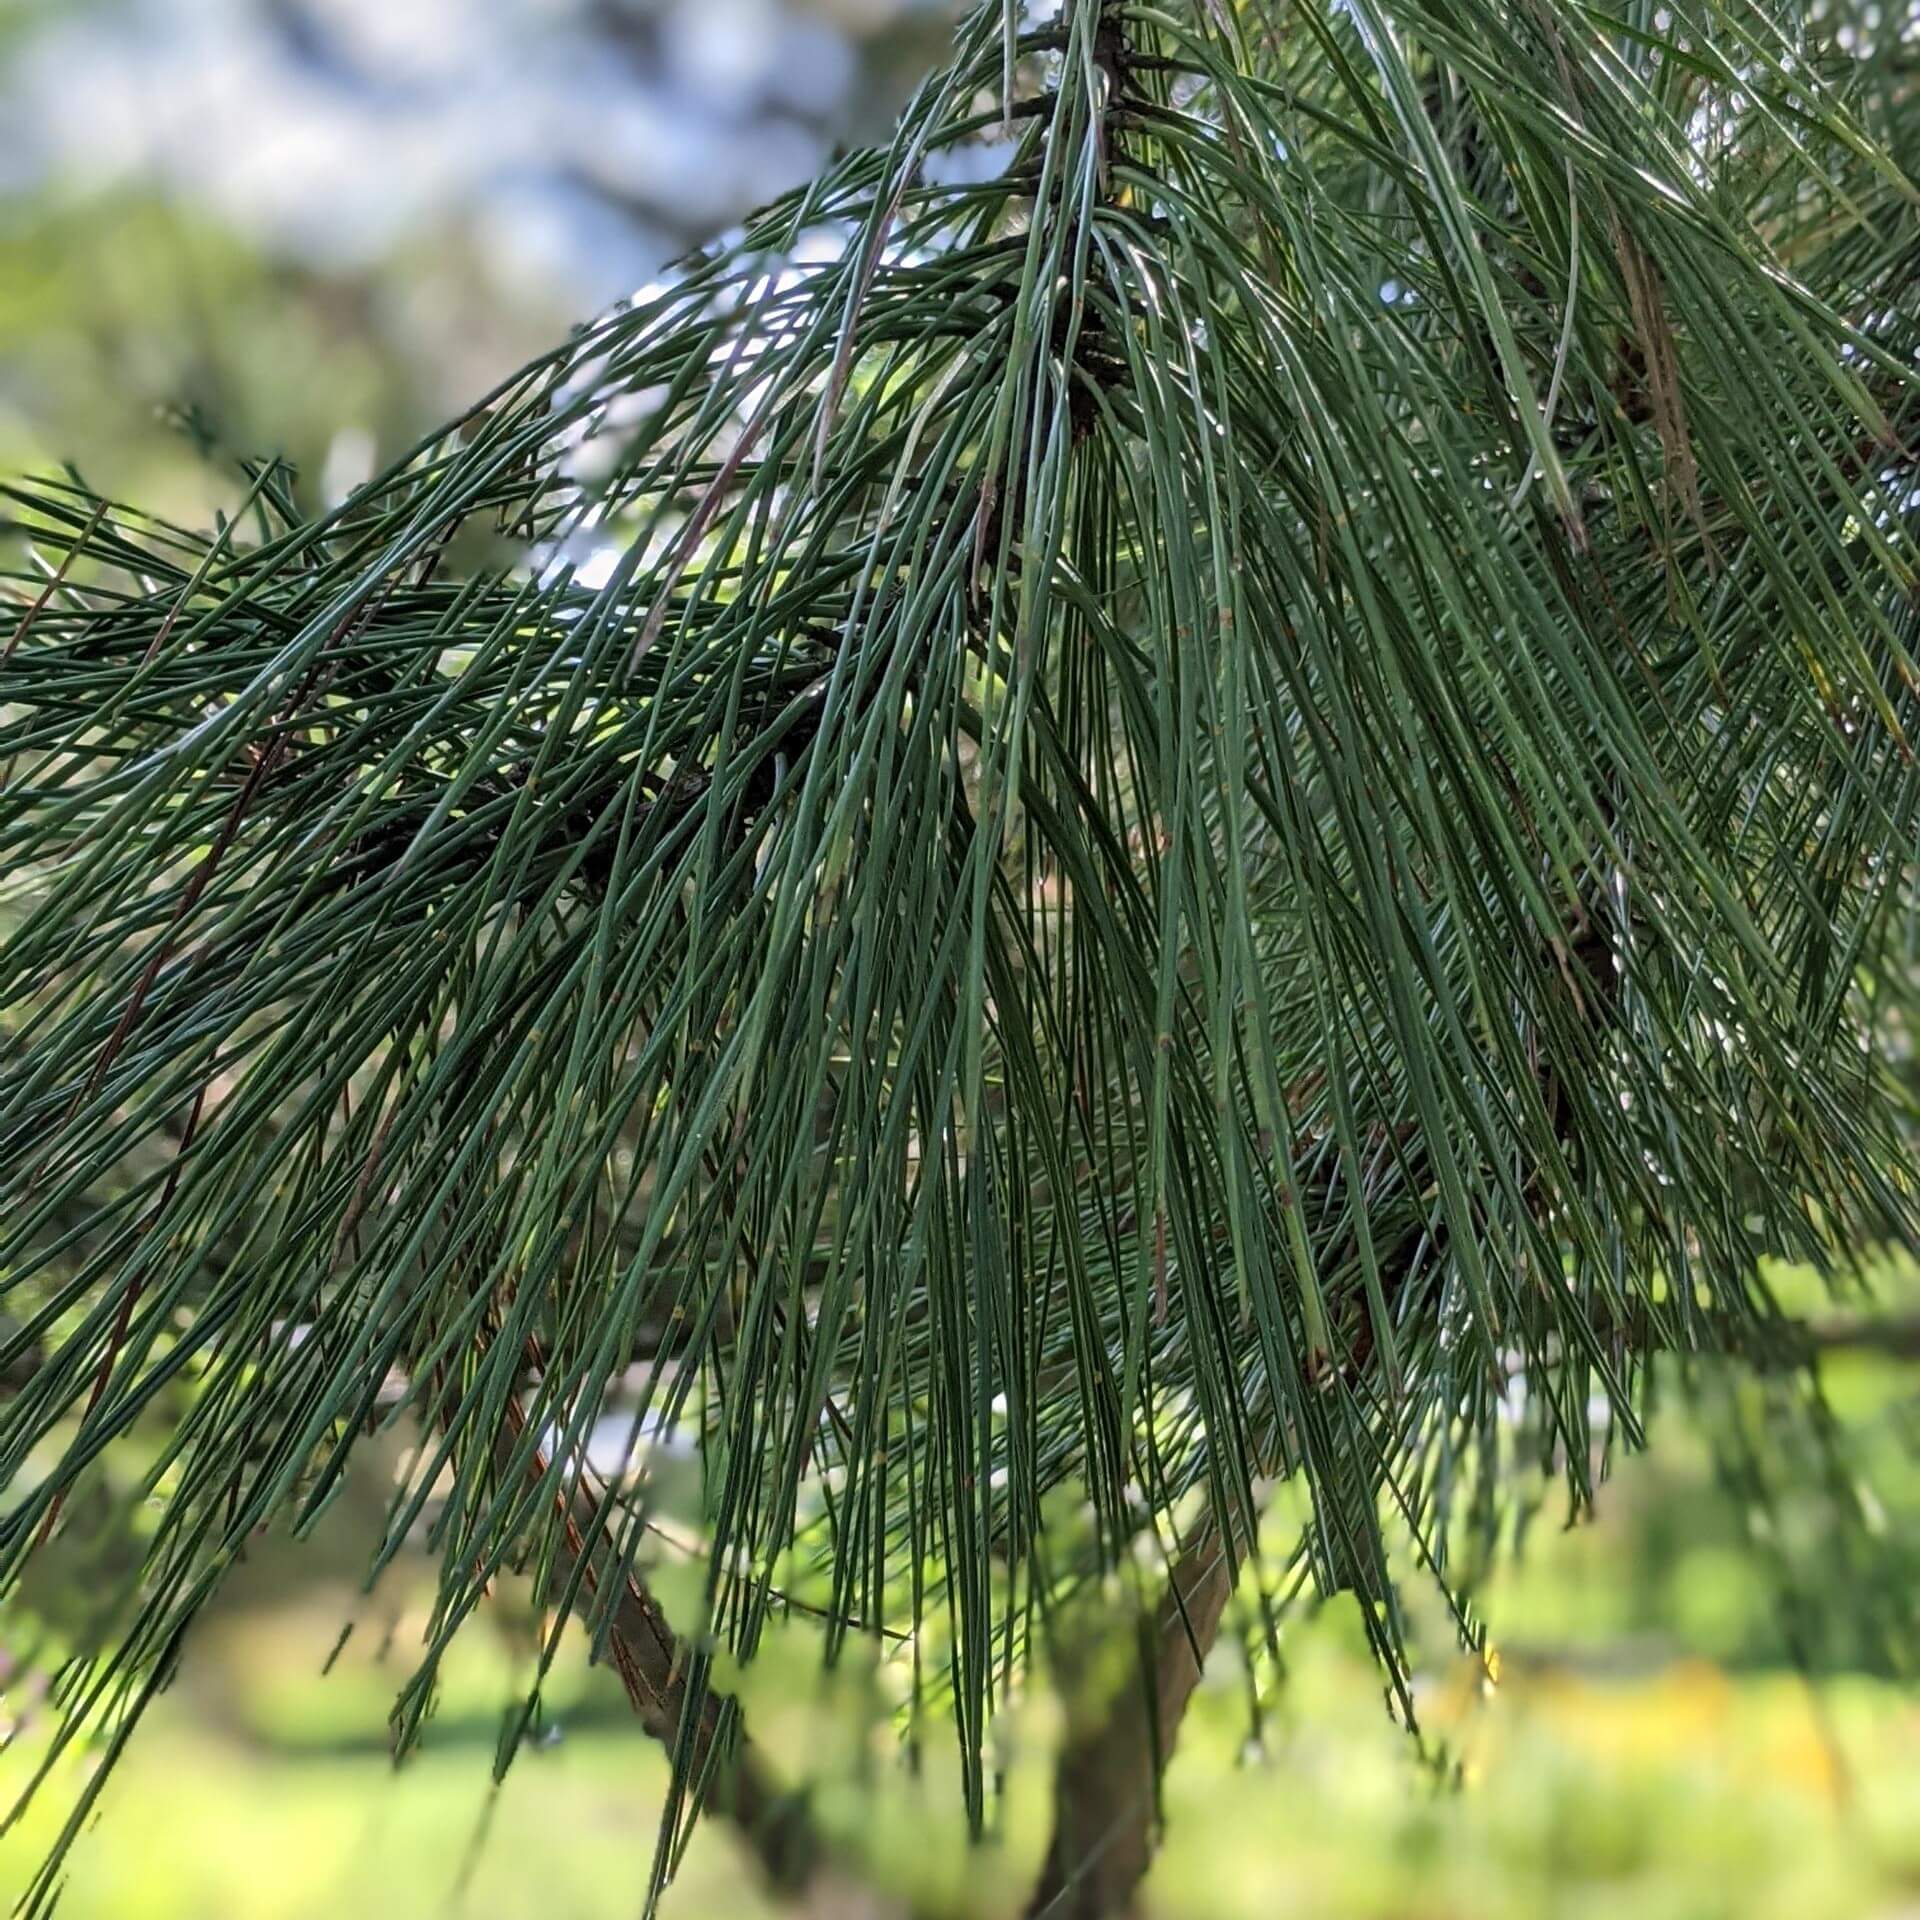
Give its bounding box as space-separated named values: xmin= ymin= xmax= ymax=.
xmin=1028 ymin=1527 xmax=1236 ymax=1919
xmin=1803 ymin=1313 xmax=1920 ymax=1362
xmin=493 ymin=1387 xmax=823 ymax=1896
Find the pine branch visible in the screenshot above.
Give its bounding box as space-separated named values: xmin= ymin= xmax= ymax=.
xmin=3 ymin=0 xmax=1918 ymax=1907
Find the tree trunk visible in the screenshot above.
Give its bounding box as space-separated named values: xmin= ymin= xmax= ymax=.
xmin=1028 ymin=1527 xmax=1235 ymax=1919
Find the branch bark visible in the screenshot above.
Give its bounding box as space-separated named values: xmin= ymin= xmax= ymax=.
xmin=1027 ymin=1525 xmax=1236 ymax=1920
xmin=1802 ymin=1312 xmax=1920 ymax=1362
xmin=492 ymin=1388 xmax=824 ymax=1898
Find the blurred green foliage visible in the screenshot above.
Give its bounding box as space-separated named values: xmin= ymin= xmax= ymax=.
xmin=0 ymin=191 xmax=573 ymax=521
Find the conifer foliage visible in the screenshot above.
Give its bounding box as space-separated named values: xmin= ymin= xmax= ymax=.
xmin=3 ymin=0 xmax=1917 ymax=1910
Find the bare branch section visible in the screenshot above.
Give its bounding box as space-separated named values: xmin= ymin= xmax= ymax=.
xmin=1804 ymin=1314 xmax=1920 ymax=1362
xmin=1029 ymin=1529 xmax=1235 ymax=1920
xmin=495 ymin=1391 xmax=823 ymax=1896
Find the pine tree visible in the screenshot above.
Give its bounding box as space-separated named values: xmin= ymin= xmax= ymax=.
xmin=3 ymin=1 xmax=1917 ymax=1912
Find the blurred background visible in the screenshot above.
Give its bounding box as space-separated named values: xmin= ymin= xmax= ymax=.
xmin=0 ymin=0 xmax=952 ymax=509
xmin=5 ymin=1283 xmax=1919 ymax=1920
xmin=2 ymin=4 xmax=1920 ymax=1915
